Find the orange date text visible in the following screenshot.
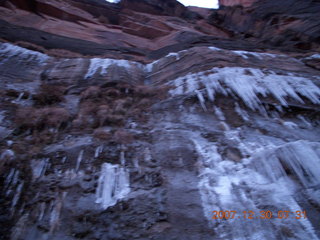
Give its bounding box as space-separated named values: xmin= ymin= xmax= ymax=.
xmin=211 ymin=210 xmax=307 ymax=220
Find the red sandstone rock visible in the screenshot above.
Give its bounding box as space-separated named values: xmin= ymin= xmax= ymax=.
xmin=0 ymin=0 xmax=319 ymax=61
xmin=219 ymin=0 xmax=256 ymax=8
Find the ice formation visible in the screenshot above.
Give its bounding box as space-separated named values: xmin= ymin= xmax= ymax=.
xmin=209 ymin=46 xmax=282 ymax=59
xmin=31 ymin=158 xmax=49 ymax=181
xmin=95 ymin=163 xmax=130 ymax=209
xmin=105 ymin=0 xmax=121 ymax=3
xmin=251 ymin=140 xmax=320 ymax=188
xmin=0 ymin=149 xmax=15 ymax=161
xmin=85 ymin=58 xmax=142 ymax=79
xmin=193 ymin=134 xmax=320 ymax=240
xmin=145 ymin=50 xmax=187 ymax=73
xmin=0 ymin=42 xmax=49 ymax=64
xmin=75 ymin=150 xmax=84 ymax=171
xmin=169 ymin=67 xmax=320 ymax=111
xmin=305 ymin=54 xmax=320 ymax=60
xmin=94 ymin=145 xmax=104 ymax=158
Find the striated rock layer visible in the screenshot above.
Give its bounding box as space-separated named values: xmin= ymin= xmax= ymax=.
xmin=0 ymin=0 xmax=320 ymax=240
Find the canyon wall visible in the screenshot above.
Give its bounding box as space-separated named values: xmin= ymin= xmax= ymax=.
xmin=219 ymin=0 xmax=256 ymax=8
xmin=0 ymin=0 xmax=320 ymax=240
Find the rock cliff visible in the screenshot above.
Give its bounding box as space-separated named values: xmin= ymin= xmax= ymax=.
xmin=219 ymin=0 xmax=256 ymax=8
xmin=0 ymin=0 xmax=320 ymax=240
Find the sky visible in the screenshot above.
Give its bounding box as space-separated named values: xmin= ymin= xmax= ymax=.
xmin=106 ymin=0 xmax=219 ymax=9
xmin=178 ymin=0 xmax=219 ymax=8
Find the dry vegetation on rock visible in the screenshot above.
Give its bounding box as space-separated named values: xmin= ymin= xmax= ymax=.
xmin=12 ymin=82 xmax=170 ymax=146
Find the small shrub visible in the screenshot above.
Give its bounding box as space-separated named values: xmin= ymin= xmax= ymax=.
xmin=133 ymin=85 xmax=170 ymax=100
xmin=97 ymin=105 xmax=111 ymax=126
xmin=79 ymin=101 xmax=98 ymax=116
xmin=72 ymin=117 xmax=85 ymax=129
xmin=15 ymin=107 xmax=41 ymax=129
xmin=15 ymin=106 xmax=70 ymax=131
xmin=113 ymin=99 xmax=127 ymax=115
xmin=113 ymin=129 xmax=133 ymax=144
xmin=80 ymin=86 xmax=101 ymax=101
xmin=105 ymin=114 xmax=125 ymax=125
xmin=136 ymin=98 xmax=151 ymax=108
xmin=133 ymin=85 xmax=156 ymax=98
xmin=34 ymin=84 xmax=65 ymax=105
xmin=93 ymin=128 xmax=112 ymax=140
xmin=105 ymin=88 xmax=120 ymax=97
xmin=42 ymin=107 xmax=70 ymax=128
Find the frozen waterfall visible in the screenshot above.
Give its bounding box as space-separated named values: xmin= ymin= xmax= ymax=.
xmin=95 ymin=163 xmax=130 ymax=209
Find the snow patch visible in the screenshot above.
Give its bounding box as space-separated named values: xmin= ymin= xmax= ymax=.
xmin=0 ymin=42 xmax=49 ymax=64
xmin=208 ymin=46 xmax=282 ymax=59
xmin=305 ymin=54 xmax=320 ymax=60
xmin=85 ymin=58 xmax=141 ymax=79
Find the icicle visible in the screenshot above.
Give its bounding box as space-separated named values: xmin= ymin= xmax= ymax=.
xmin=205 ymin=83 xmax=215 ymax=101
xmin=38 ymin=202 xmax=46 ymax=221
xmin=31 ymin=158 xmax=48 ymax=181
xmin=195 ymin=90 xmax=207 ymax=111
xmin=75 ymin=150 xmax=84 ymax=172
xmin=94 ymin=145 xmax=103 ymax=158
xmin=49 ymin=192 xmax=67 ymax=233
xmin=133 ymin=158 xmax=140 ymax=173
xmin=214 ymin=106 xmax=225 ymax=121
xmin=95 ymin=163 xmax=130 ymax=209
xmin=61 ymin=156 xmax=67 ymax=164
xmin=218 ymin=121 xmax=230 ymax=131
xmin=144 ymin=147 xmax=152 ymax=163
xmin=6 ymin=170 xmax=20 ymax=196
xmin=169 ymin=67 xmax=320 ymax=112
xmin=4 ymin=168 xmax=15 ymax=189
xmin=274 ymin=104 xmax=283 ymax=113
xmin=120 ymin=150 xmax=126 ymax=166
xmin=18 ymin=202 xmax=25 ymax=215
xmin=11 ymin=181 xmax=24 ymax=215
xmin=297 ymin=115 xmax=312 ymax=129
xmin=234 ymin=102 xmax=249 ymax=121
xmin=282 ymin=121 xmax=298 ymax=129
xmin=16 ymin=92 xmax=24 ymax=101
xmin=251 ymin=141 xmax=320 ymax=188
xmin=193 ymin=134 xmax=320 ymax=240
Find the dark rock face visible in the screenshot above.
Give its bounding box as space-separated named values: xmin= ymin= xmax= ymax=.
xmin=0 ymin=1 xmax=320 ymax=240
xmin=219 ymin=0 xmax=256 ymax=8
xmin=0 ymin=0 xmax=227 ymax=61
xmin=211 ymin=0 xmax=320 ymax=52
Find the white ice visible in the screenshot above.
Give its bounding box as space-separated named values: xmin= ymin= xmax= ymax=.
xmin=85 ymin=58 xmax=142 ymax=79
xmin=95 ymin=163 xmax=130 ymax=209
xmin=169 ymin=67 xmax=320 ymax=112
xmin=0 ymin=42 xmax=49 ymax=64
xmin=193 ymin=134 xmax=320 ymax=240
xmin=75 ymin=150 xmax=84 ymax=171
